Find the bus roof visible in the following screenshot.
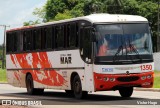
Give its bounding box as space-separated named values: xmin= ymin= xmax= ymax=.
xmin=7 ymin=13 xmax=148 ymax=32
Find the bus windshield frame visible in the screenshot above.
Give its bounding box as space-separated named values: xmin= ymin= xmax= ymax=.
xmin=93 ymin=23 xmax=153 ymax=65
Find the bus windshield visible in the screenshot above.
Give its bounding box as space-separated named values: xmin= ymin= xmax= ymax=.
xmin=95 ymin=23 xmax=153 ymax=63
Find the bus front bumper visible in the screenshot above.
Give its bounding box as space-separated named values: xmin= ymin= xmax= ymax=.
xmin=94 ymin=72 xmax=154 ymax=91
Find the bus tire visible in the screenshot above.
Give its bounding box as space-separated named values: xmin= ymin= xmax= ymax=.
xmin=73 ymin=75 xmax=88 ymax=99
xmin=119 ymin=87 xmax=133 ymax=97
xmin=26 ymin=74 xmax=44 ymax=95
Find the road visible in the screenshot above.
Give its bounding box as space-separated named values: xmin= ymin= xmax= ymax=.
xmin=0 ymin=84 xmax=160 ymax=108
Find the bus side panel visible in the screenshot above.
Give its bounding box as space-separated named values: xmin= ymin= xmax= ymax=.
xmin=84 ymin=63 xmax=95 ymax=92
xmin=6 ymin=70 xmax=26 ymax=88
xmin=32 ymin=51 xmax=68 ymax=89
xmin=6 ymin=54 xmax=26 ymax=88
xmin=31 ymin=50 xmax=85 ymax=90
xmin=47 ymin=51 xmax=68 ymax=68
xmin=6 ymin=50 xmax=92 ymax=91
xmin=6 ymin=52 xmax=68 ymax=89
xmin=66 ymin=50 xmax=84 ymax=68
xmin=34 ymin=70 xmax=85 ymax=90
xmin=66 ymin=50 xmax=86 ymax=91
xmin=33 ymin=69 xmax=68 ymax=89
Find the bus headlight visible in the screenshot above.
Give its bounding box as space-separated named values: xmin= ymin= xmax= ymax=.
xmin=110 ymin=78 xmax=115 ymax=82
xmin=103 ymin=77 xmax=109 ymax=81
xmin=147 ymin=75 xmax=152 ymax=79
xmin=141 ymin=76 xmax=146 ymax=80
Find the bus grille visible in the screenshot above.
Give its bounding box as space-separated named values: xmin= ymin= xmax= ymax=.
xmin=117 ymin=76 xmax=139 ymax=82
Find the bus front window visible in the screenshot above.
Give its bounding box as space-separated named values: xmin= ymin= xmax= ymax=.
xmin=95 ymin=23 xmax=153 ymax=64
xmin=96 ymin=34 xmax=123 ymax=56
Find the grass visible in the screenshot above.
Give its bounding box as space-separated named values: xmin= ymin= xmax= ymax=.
xmin=153 ymin=71 xmax=160 ymax=88
xmin=0 ymin=69 xmax=7 ymax=83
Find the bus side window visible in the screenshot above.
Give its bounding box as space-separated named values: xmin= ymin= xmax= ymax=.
xmin=52 ymin=26 xmax=55 ymax=49
xmin=55 ymin=26 xmax=58 ymax=48
xmin=41 ymin=28 xmax=46 ymax=50
xmin=6 ymin=33 xmax=14 ymax=53
xmin=55 ymin=25 xmax=64 ymax=49
xmin=14 ymin=32 xmax=21 ymax=52
xmin=13 ymin=32 xmax=17 ymax=52
xmin=66 ymin=24 xmax=70 ymax=47
xmin=64 ymin=25 xmax=67 ymax=48
xmin=41 ymin=27 xmax=52 ymax=50
xmin=23 ymin=31 xmax=27 ymax=51
xmin=33 ymin=29 xmax=41 ymax=50
xmin=45 ymin=27 xmax=52 ymax=49
xmin=19 ymin=31 xmax=23 ymax=52
xmin=6 ymin=33 xmax=10 ymax=53
xmin=23 ymin=31 xmax=32 ymax=51
xmin=67 ymin=22 xmax=78 ymax=48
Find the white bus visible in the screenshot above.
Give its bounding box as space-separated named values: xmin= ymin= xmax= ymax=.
xmin=6 ymin=14 xmax=154 ymax=99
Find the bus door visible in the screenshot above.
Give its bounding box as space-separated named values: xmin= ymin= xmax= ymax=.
xmin=80 ymin=27 xmax=95 ymax=92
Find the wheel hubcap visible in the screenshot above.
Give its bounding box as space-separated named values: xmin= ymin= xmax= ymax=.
xmin=28 ymin=79 xmax=32 ymax=92
xmin=75 ymin=81 xmax=80 ymax=94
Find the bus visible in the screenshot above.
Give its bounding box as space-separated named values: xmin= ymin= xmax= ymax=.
xmin=6 ymin=14 xmax=154 ymax=99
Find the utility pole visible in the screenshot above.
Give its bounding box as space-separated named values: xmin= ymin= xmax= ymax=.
xmin=0 ymin=25 xmax=10 ymax=69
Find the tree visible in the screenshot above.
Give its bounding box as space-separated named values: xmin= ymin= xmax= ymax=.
xmin=32 ymin=0 xmax=158 ymax=34
xmin=54 ymin=10 xmax=72 ymax=21
xmin=33 ymin=0 xmax=105 ymax=21
xmin=31 ymin=0 xmax=158 ymax=35
xmin=23 ymin=20 xmax=41 ymax=26
xmin=42 ymin=0 xmax=67 ymax=21
xmin=24 ymin=0 xmax=159 ymax=51
xmin=33 ymin=7 xmax=46 ymax=22
xmin=121 ymin=0 xmax=158 ymax=37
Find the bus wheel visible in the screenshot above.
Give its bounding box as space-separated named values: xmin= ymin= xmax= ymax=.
xmin=119 ymin=87 xmax=133 ymax=97
xmin=73 ymin=75 xmax=88 ymax=99
xmin=26 ymin=74 xmax=44 ymax=95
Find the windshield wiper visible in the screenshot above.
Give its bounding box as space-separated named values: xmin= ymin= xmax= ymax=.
xmin=113 ymin=45 xmax=123 ymax=62
xmin=113 ymin=36 xmax=124 ymax=62
xmin=128 ymin=39 xmax=142 ymax=62
xmin=113 ymin=39 xmax=142 ymax=63
xmin=128 ymin=43 xmax=142 ymax=61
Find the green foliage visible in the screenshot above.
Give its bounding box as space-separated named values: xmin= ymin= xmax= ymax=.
xmin=26 ymin=0 xmax=159 ymax=40
xmin=0 ymin=45 xmax=2 ymax=50
xmin=54 ymin=10 xmax=72 ymax=21
xmin=33 ymin=0 xmax=158 ymax=23
xmin=33 ymin=0 xmax=107 ymax=21
xmin=0 ymin=69 xmax=7 ymax=83
xmin=153 ymin=71 xmax=160 ymax=88
xmin=23 ymin=20 xmax=41 ymax=26
xmin=0 ymin=45 xmax=2 ymax=60
xmin=45 ymin=0 xmax=67 ymax=21
xmin=33 ymin=7 xmax=46 ymax=22
xmin=120 ymin=0 xmax=158 ymax=34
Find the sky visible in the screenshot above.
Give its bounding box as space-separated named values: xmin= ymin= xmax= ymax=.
xmin=0 ymin=0 xmax=47 ymax=45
